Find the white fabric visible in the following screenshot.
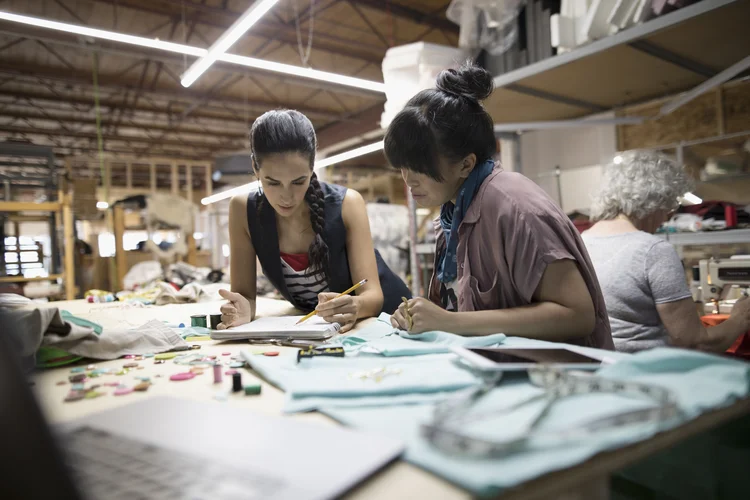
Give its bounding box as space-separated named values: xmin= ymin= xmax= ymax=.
xmin=123 ymin=261 xmax=163 ymax=291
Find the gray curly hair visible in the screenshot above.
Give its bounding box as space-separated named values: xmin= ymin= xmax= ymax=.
xmin=590 ymin=151 xmax=694 ymax=222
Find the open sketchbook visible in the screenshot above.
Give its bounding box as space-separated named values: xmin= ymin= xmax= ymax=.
xmin=210 ymin=316 xmax=341 ymax=341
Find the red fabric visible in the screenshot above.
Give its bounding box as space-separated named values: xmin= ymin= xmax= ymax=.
xmin=280 ymin=251 xmax=309 ymax=272
xmin=701 ymin=314 xmax=750 ymax=359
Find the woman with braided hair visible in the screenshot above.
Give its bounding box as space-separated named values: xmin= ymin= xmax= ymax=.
xmin=218 ymin=109 xmax=410 ymax=332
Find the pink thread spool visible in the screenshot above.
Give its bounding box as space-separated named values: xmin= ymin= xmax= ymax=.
xmin=213 ymin=363 xmax=222 ymax=384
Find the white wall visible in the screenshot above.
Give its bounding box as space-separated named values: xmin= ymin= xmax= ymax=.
xmin=519 ymin=112 xmax=618 ymax=213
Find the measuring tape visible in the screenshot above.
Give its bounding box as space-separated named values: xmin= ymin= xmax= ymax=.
xmin=421 ymin=365 xmax=681 ymax=458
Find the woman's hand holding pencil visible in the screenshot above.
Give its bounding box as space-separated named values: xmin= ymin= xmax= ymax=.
xmin=297 ymin=278 xmax=368 ymax=333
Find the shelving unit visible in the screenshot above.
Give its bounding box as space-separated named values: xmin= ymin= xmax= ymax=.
xmin=111 ymin=201 xmax=198 ymax=292
xmin=657 ymin=228 xmax=750 ymax=246
xmin=0 ymin=199 xmax=74 ymax=299
xmin=485 ymin=0 xmax=750 ymax=124
xmin=0 ymin=142 xmax=75 ymax=300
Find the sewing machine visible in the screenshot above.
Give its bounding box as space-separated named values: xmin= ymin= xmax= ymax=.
xmin=699 ymin=258 xmax=750 ymax=313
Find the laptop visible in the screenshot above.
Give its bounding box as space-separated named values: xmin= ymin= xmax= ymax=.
xmin=0 ymin=318 xmax=403 ymax=500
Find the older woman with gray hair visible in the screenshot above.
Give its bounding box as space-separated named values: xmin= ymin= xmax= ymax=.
xmin=582 ymin=151 xmax=750 ymax=353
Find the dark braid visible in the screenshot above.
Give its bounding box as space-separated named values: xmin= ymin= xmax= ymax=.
xmin=305 ymin=173 xmax=330 ymax=279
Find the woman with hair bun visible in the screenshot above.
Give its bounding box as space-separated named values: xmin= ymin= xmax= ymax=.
xmin=218 ymin=109 xmax=410 ymax=333
xmin=387 ymin=63 xmax=613 ymax=350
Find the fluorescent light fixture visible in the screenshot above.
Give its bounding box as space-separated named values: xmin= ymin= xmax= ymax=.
xmin=0 ymin=11 xmax=204 ymax=56
xmin=201 ymin=140 xmax=385 ymax=205
xmin=96 ymin=201 xmax=109 ymax=210
xmin=681 ymin=192 xmax=703 ymax=205
xmin=181 ymin=0 xmax=279 ymax=87
xmin=0 ymin=10 xmax=385 ymax=93
xmin=201 ymin=181 xmax=260 ymax=206
xmin=613 ymin=155 xmax=623 ymax=164
xmin=315 ymin=141 xmax=384 ymax=168
xmin=221 ymin=54 xmax=385 ymax=93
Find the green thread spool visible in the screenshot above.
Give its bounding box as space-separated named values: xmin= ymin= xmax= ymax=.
xmin=190 ymin=315 xmax=207 ymax=328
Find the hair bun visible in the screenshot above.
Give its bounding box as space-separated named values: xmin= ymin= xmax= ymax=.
xmin=435 ymin=63 xmax=494 ymax=102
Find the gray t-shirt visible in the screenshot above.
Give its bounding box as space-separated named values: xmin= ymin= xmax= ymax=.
xmin=581 ymin=231 xmax=692 ymax=353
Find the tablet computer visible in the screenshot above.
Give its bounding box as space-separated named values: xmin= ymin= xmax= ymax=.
xmin=451 ymin=346 xmax=613 ymax=371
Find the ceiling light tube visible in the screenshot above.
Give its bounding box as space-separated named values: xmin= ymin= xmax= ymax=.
xmin=201 ymin=140 xmax=385 ymax=205
xmin=314 ymin=140 xmax=384 ymax=169
xmin=181 ymin=0 xmax=279 ymax=88
xmin=0 ymin=11 xmax=204 ymax=55
xmin=0 ymin=10 xmax=385 ymax=93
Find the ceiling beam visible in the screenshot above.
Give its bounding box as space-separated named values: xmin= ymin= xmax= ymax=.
xmin=346 ymin=0 xmax=458 ymax=33
xmin=0 ymin=61 xmax=346 ymax=120
xmin=0 ymin=110 xmax=247 ymax=139
xmin=316 ymin=103 xmax=383 ymax=150
xmin=0 ymin=88 xmax=252 ymax=128
xmin=89 ymin=0 xmax=384 ymax=64
xmin=0 ymin=24 xmax=385 ymax=98
xmin=0 ymin=124 xmax=244 ymax=150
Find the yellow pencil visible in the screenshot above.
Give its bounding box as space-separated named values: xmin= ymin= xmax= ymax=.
xmin=296 ymin=278 xmax=369 ymax=325
xmin=401 ymin=297 xmax=413 ymax=330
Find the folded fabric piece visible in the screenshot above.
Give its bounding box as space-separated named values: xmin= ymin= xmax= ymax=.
xmin=339 ymin=313 xmax=506 ymax=356
xmin=596 ymin=347 xmax=750 ymax=418
xmin=117 ymin=281 xmax=208 ymax=305
xmin=321 ymin=346 xmax=749 ymax=497
xmin=52 ymin=320 xmax=188 ymax=360
xmin=123 ymin=260 xmax=162 ymax=291
xmin=154 ymin=282 xmax=207 ymax=305
xmin=244 ymin=351 xmax=482 ymax=412
xmin=116 ymin=284 xmax=162 ymax=304
xmin=3 ymin=305 xmax=187 ymax=364
xmin=61 ymin=310 xmax=103 ymax=335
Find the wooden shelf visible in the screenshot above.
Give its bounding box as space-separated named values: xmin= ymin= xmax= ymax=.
xmin=485 ymin=0 xmax=750 ymax=124
xmin=656 ymin=228 xmax=750 ymax=246
xmin=0 ymin=273 xmax=63 ymax=283
xmin=0 ymin=201 xmax=62 ymax=212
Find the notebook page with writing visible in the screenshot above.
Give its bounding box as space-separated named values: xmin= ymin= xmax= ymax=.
xmin=210 ymin=315 xmax=340 ymax=340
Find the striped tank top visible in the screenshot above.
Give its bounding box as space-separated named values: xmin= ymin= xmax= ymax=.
xmin=280 ymin=251 xmax=329 ymax=311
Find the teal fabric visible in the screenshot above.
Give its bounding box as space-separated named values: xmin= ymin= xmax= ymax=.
xmin=338 ymin=313 xmax=506 ymax=356
xmin=321 ymin=348 xmax=750 ymax=497
xmin=438 ymin=158 xmax=495 ymax=282
xmin=61 ymin=311 xmax=102 ymax=335
xmin=245 ymin=352 xmax=483 ymax=413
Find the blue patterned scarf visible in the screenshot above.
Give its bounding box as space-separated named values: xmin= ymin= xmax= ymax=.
xmin=437 ymin=159 xmax=495 ymax=283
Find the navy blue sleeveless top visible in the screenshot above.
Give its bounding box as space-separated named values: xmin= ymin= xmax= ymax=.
xmin=246 ymin=182 xmax=410 ymax=314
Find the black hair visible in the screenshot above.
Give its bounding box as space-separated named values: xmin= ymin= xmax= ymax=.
xmin=384 ymin=62 xmax=497 ymax=181
xmin=250 ymin=109 xmax=329 ymax=279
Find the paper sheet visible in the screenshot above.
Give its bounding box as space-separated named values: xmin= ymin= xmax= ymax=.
xmin=226 ymin=315 xmax=333 ymax=333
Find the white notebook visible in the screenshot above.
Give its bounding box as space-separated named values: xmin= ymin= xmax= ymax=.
xmin=209 ymin=315 xmax=341 ymax=341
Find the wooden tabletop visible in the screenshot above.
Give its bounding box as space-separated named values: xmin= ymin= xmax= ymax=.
xmin=32 ymin=298 xmax=750 ymax=500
